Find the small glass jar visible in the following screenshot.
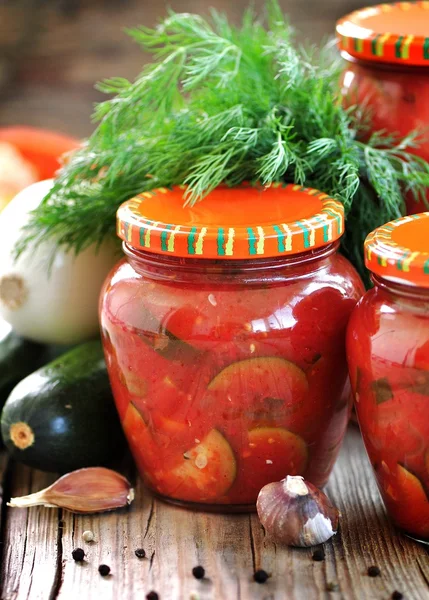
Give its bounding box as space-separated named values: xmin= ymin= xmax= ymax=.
xmin=337 ymin=3 xmax=429 ymax=214
xmin=100 ymin=185 xmax=363 ymax=511
xmin=347 ymin=212 xmax=429 ymax=543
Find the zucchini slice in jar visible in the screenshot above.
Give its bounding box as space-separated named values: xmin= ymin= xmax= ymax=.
xmin=204 ymin=356 xmax=308 ymax=430
xmin=240 ymin=427 xmax=308 ymax=501
xmin=155 ymin=429 xmax=236 ymax=502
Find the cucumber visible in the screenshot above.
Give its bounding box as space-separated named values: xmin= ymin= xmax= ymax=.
xmin=1 ymin=340 xmax=125 ymax=473
xmin=0 ymin=319 xmax=45 ymax=405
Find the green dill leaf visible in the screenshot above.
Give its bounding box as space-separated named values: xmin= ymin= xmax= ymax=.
xmin=16 ymin=0 xmax=429 ymax=283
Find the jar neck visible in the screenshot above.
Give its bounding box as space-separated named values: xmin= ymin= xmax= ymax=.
xmin=123 ymin=241 xmax=340 ymax=285
xmin=341 ymin=50 xmax=429 ymax=75
xmin=372 ymin=273 xmax=429 ymax=303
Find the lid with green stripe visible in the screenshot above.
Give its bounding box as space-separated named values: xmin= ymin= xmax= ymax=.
xmin=116 ymin=184 xmax=344 ymax=260
xmin=365 ymin=213 xmax=429 ymax=287
xmin=337 ymin=3 xmax=429 ymax=67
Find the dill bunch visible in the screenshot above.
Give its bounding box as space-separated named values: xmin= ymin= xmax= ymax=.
xmin=20 ymin=0 xmax=429 ymax=282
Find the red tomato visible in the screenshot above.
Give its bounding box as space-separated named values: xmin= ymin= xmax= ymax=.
xmin=122 ymin=403 xmax=161 ymax=479
xmin=0 ymin=126 xmax=79 ymax=180
xmin=152 ymin=429 xmax=237 ymax=503
xmin=229 ymin=427 xmax=308 ymax=503
xmin=382 ymin=464 xmax=429 ymax=539
xmin=141 ymin=279 xmax=301 ymax=351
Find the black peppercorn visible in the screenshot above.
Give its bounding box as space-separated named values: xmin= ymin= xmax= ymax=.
xmin=98 ymin=564 xmax=111 ymax=576
xmin=253 ymin=569 xmax=269 ymax=583
xmin=72 ymin=548 xmax=85 ymax=562
xmin=312 ymin=549 xmax=325 ymax=561
xmin=135 ymin=548 xmax=146 ymax=559
xmin=192 ymin=565 xmax=205 ymax=580
xmin=326 ymin=582 xmax=339 ymax=592
xmin=367 ymin=566 xmax=381 ymax=577
xmin=146 ymin=592 xmax=159 ymax=600
xmin=392 ymin=592 xmax=403 ymax=600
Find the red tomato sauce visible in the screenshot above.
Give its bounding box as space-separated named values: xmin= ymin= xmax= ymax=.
xmin=100 ymin=247 xmax=363 ymax=509
xmin=347 ymin=280 xmax=429 ymax=542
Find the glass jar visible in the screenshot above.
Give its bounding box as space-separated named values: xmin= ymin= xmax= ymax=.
xmin=347 ymin=212 xmax=429 ymax=543
xmin=337 ymin=3 xmax=429 ymax=214
xmin=100 ymin=185 xmax=364 ymax=511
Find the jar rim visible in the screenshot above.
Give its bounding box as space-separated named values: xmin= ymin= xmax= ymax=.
xmin=336 ymin=3 xmax=429 ymax=68
xmin=365 ymin=212 xmax=429 ymax=289
xmin=371 ymin=274 xmax=429 ymax=300
xmin=116 ymin=184 xmax=344 ymax=261
xmin=340 ymin=50 xmax=429 ymax=73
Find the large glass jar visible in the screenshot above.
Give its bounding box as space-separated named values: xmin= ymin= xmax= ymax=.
xmin=347 ymin=212 xmax=429 ymax=543
xmin=100 ymin=185 xmax=364 ymax=511
xmin=337 ymin=3 xmax=429 ymax=214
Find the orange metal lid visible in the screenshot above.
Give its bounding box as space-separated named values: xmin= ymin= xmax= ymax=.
xmin=365 ymin=213 xmax=429 ymax=287
xmin=117 ymin=184 xmax=344 ymax=260
xmin=336 ymin=2 xmax=429 ymax=67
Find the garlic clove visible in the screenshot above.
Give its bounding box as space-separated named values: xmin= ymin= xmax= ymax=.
xmin=257 ymin=475 xmax=339 ymax=547
xmin=8 ymin=467 xmax=134 ymax=513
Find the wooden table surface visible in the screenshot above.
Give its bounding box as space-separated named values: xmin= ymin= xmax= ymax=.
xmin=0 ymin=426 xmax=428 ymax=600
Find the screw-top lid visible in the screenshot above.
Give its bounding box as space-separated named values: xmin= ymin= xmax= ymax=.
xmin=365 ymin=213 xmax=429 ymax=287
xmin=117 ymin=184 xmax=344 ymax=260
xmin=337 ymin=3 xmax=429 ymax=67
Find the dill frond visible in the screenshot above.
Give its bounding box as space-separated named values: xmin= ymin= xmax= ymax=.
xmin=18 ymin=0 xmax=429 ymax=283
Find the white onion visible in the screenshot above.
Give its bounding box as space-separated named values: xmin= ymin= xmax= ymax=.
xmin=0 ymin=179 xmax=118 ymax=344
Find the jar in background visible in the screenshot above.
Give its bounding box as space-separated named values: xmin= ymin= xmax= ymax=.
xmin=337 ymin=2 xmax=429 ymax=214
xmin=100 ymin=185 xmax=364 ymax=511
xmin=347 ymin=213 xmax=429 ymax=543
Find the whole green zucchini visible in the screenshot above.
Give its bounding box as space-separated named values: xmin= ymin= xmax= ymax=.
xmin=0 ymin=319 xmax=45 ymax=405
xmin=1 ymin=339 xmax=125 ymax=472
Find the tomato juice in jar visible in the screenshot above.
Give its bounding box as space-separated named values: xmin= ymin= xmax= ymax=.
xmin=337 ymin=2 xmax=429 ymax=214
xmin=347 ymin=213 xmax=429 ymax=543
xmin=100 ymin=185 xmax=364 ymax=510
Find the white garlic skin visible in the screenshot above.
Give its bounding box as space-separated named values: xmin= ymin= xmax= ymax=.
xmin=256 ymin=475 xmax=340 ymax=547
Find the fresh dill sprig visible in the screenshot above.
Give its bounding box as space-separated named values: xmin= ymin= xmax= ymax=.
xmin=19 ymin=0 xmax=429 ymax=282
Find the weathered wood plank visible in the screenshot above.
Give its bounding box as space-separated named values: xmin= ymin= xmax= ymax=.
xmin=0 ymin=451 xmax=11 ymax=571
xmin=1 ymin=428 xmax=424 ymax=600
xmin=0 ymin=466 xmax=60 ymax=600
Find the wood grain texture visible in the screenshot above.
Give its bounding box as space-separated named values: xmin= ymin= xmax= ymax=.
xmin=0 ymin=465 xmax=60 ymax=600
xmin=0 ymin=0 xmax=382 ymax=137
xmin=0 ymin=427 xmax=428 ymax=600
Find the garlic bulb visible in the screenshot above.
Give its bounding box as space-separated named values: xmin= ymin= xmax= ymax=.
xmin=0 ymin=179 xmax=118 ymax=344
xmin=256 ymin=475 xmax=340 ymax=547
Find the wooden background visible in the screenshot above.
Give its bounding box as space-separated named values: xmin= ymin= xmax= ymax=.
xmin=0 ymin=0 xmax=380 ymax=137
xmin=1 ymin=427 xmax=429 ymax=600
